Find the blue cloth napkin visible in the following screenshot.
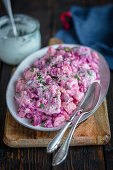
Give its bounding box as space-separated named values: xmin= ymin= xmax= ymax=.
xmin=55 ymin=5 xmax=113 ymax=69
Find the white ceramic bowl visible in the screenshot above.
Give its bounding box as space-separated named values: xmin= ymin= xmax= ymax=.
xmin=6 ymin=44 xmax=110 ymax=131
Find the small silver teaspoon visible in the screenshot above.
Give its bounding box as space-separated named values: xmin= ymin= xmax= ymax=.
xmin=2 ymin=0 xmax=18 ymax=36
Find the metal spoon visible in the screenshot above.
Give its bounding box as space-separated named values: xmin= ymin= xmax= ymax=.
xmin=47 ymin=82 xmax=100 ymax=154
xmin=47 ymin=98 xmax=86 ymax=153
xmin=52 ymin=82 xmax=101 ymax=166
xmin=2 ymin=0 xmax=18 ymax=36
xmin=47 ymin=110 xmax=81 ymax=153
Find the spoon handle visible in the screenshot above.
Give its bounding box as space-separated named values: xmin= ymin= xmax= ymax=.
xmin=52 ymin=112 xmax=86 ymax=166
xmin=47 ymin=121 xmax=72 ymax=153
xmin=3 ymin=0 xmax=18 ymax=36
xmin=47 ymin=110 xmax=81 ymax=153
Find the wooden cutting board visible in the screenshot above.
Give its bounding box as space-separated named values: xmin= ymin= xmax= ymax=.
xmin=3 ymin=38 xmax=111 ymax=148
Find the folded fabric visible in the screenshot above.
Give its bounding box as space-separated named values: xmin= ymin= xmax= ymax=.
xmin=55 ymin=4 xmax=113 ymax=69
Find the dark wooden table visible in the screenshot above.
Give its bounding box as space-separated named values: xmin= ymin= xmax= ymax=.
xmin=0 ymin=0 xmax=113 ymax=169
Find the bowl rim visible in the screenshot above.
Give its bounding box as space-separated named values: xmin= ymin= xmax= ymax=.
xmin=0 ymin=14 xmax=40 ymax=39
xmin=6 ymin=44 xmax=110 ymax=131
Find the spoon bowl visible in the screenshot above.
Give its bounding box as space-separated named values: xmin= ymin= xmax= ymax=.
xmin=79 ymin=82 xmax=101 ymax=112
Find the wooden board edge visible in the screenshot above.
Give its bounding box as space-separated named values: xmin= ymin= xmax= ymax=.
xmin=3 ymin=99 xmax=111 ymax=148
xmin=3 ymin=136 xmax=111 ymax=148
xmin=98 ymin=99 xmax=111 ymax=144
xmin=2 ymin=137 xmax=98 ymax=148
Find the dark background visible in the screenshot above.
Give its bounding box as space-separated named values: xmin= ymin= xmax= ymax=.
xmin=0 ymin=0 xmax=113 ymax=169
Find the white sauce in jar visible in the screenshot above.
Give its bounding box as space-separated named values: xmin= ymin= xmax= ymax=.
xmin=0 ymin=14 xmax=41 ymax=65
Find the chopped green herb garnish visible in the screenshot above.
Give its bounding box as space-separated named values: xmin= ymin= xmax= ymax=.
xmin=41 ymin=122 xmax=45 ymax=127
xmin=30 ymin=67 xmax=34 ymax=72
xmin=53 ymin=95 xmax=57 ymax=98
xmin=37 ymin=76 xmax=41 ymax=80
xmin=53 ymin=64 xmax=57 ymax=67
xmin=37 ymin=73 xmax=42 ymax=79
xmin=21 ymin=78 xmax=24 ymax=80
xmin=37 ymin=73 xmax=41 ymax=76
xmin=43 ymin=89 xmax=45 ymax=93
xmin=30 ymin=100 xmax=34 ymax=102
xmin=52 ymin=77 xmax=57 ymax=81
xmin=47 ymin=71 xmax=49 ymax=74
xmin=65 ymin=99 xmax=68 ymax=101
xmin=74 ymin=74 xmax=80 ymax=81
xmin=56 ymin=108 xmax=58 ymax=110
xmin=87 ymin=70 xmax=91 ymax=76
xmin=66 ymin=76 xmax=69 ymax=78
xmin=79 ymin=71 xmax=85 ymax=77
xmin=40 ymin=104 xmax=45 ymax=109
xmin=38 ymin=58 xmax=40 ymax=61
xmin=63 ymin=48 xmax=71 ymax=52
xmin=37 ymin=77 xmax=41 ymax=80
xmin=44 ymin=95 xmax=46 ymax=99
xmin=40 ymin=80 xmax=46 ymax=86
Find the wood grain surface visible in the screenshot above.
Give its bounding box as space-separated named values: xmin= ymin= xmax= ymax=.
xmin=0 ymin=0 xmax=113 ymax=169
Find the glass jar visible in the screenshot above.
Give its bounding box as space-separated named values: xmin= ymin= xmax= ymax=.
xmin=0 ymin=14 xmax=41 ymax=65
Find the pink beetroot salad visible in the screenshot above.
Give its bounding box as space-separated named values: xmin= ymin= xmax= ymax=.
xmin=15 ymin=45 xmax=100 ymax=128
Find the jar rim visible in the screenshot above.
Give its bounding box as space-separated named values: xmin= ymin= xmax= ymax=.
xmin=0 ymin=14 xmax=40 ymax=39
